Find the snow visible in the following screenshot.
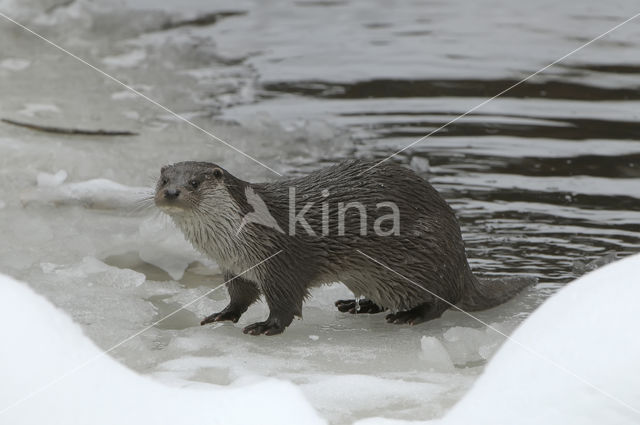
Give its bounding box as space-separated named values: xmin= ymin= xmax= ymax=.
xmin=0 ymin=58 xmax=31 ymax=71
xmin=41 ymin=256 xmax=146 ymax=288
xmin=302 ymin=374 xmax=444 ymax=423
xmin=111 ymin=90 xmax=138 ymax=100
xmin=17 ymin=102 xmax=60 ymax=117
xmin=21 ymin=178 xmax=150 ymax=210
xmin=102 ymin=49 xmax=147 ymax=68
xmin=409 ymin=157 xmax=430 ymax=174
xmin=0 ymin=272 xmax=325 ymax=425
xmin=36 ymin=169 xmax=68 ymax=187
xmin=440 ymin=324 xmax=510 ymax=366
xmin=358 ymin=253 xmax=640 ymax=425
xmin=419 ymin=337 xmax=454 ymax=372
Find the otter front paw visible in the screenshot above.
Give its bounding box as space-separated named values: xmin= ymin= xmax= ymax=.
xmin=242 ymin=320 xmax=285 ymax=336
xmin=201 ymin=309 xmax=242 ymax=325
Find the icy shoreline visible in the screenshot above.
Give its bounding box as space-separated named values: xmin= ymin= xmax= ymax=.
xmin=2 ymin=254 xmax=638 ymax=424
xmin=0 ymin=273 xmax=325 ymax=425
xmin=361 ymin=253 xmax=640 ymax=425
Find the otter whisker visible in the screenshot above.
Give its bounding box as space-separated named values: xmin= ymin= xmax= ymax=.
xmin=126 ymin=191 xmax=156 ymax=216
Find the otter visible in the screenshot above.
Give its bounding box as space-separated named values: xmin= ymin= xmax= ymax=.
xmin=154 ymin=160 xmax=533 ymax=336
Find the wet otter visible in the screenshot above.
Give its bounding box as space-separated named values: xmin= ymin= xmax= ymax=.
xmin=154 ymin=160 xmax=533 ymax=336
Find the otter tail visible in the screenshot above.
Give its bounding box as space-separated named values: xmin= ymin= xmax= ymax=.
xmin=457 ymin=275 xmax=537 ymax=312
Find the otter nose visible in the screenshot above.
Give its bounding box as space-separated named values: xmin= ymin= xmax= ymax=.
xmin=164 ymin=188 xmax=180 ymax=200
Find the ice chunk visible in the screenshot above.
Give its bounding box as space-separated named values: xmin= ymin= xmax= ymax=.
xmin=0 ymin=273 xmax=324 ymax=425
xmin=123 ymin=110 xmax=140 ymax=120
xmin=409 ymin=156 xmax=430 ymax=173
xmin=136 ymin=215 xmax=211 ymax=280
xmin=41 ymin=256 xmax=146 ymax=289
xmin=302 ymin=374 xmax=443 ymax=424
xmin=420 ymin=336 xmax=455 ymax=372
xmin=102 ymin=49 xmax=146 ymax=68
xmin=36 ymin=169 xmax=68 ymax=187
xmin=0 ymin=58 xmax=30 ymax=71
xmin=111 ymin=90 xmax=138 ymax=100
xmin=17 ymin=103 xmax=60 ymax=117
xmin=21 ymin=178 xmax=150 ymax=210
xmin=572 ymin=251 xmax=619 ymax=276
xmin=442 ymin=325 xmax=507 ymax=365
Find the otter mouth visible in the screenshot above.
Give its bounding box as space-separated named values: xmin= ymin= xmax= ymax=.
xmin=154 ymin=198 xmax=190 ymax=215
xmin=157 ymin=204 xmax=188 ymax=215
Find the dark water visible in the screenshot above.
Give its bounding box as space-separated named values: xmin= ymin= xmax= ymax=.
xmin=258 ymin=76 xmax=640 ymax=284
xmin=221 ymin=11 xmax=640 ymax=286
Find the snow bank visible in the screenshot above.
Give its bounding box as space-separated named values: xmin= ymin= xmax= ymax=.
xmin=0 ymin=274 xmax=324 ymax=425
xmin=358 ymin=253 xmax=640 ymax=425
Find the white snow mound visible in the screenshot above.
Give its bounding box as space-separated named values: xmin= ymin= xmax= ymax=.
xmin=359 ymin=252 xmax=640 ymax=425
xmin=0 ymin=273 xmax=325 ymax=425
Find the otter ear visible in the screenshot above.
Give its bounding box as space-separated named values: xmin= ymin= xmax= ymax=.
xmin=160 ymin=165 xmax=169 ymax=174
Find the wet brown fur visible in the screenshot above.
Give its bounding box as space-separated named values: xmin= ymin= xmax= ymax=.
xmin=155 ymin=160 xmax=533 ymax=335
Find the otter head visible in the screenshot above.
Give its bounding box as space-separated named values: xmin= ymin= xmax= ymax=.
xmin=154 ymin=161 xmax=228 ymax=217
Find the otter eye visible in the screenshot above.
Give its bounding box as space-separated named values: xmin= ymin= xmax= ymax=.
xmin=161 ymin=178 xmax=168 ymax=186
xmin=212 ymin=168 xmax=223 ymax=178
xmin=189 ymin=179 xmax=199 ymax=189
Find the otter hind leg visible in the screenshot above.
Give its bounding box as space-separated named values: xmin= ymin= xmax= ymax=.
xmin=385 ymin=301 xmax=448 ymax=325
xmin=201 ymin=273 xmax=261 ymax=326
xmin=335 ymin=299 xmax=386 ymax=314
